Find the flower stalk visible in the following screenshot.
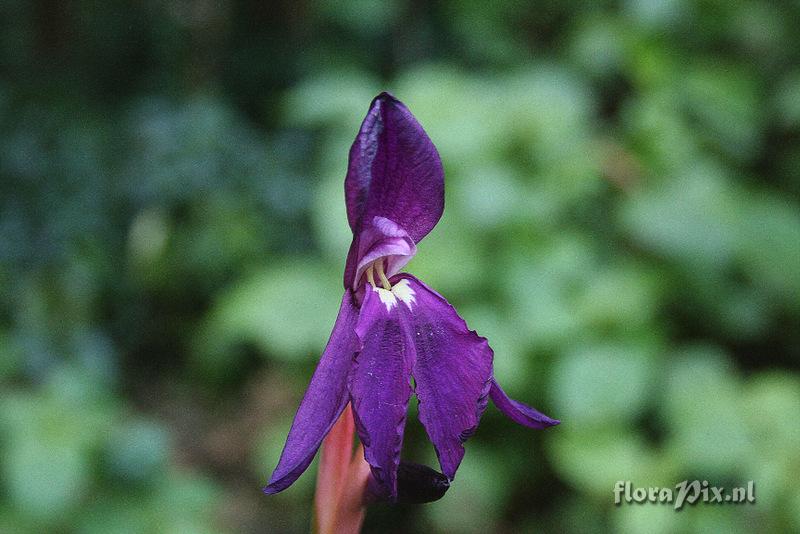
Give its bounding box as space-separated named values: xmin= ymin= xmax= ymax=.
xmin=313 ymin=404 xmax=370 ymax=534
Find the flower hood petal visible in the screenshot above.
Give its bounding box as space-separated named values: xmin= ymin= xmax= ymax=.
xmin=345 ymin=92 xmax=444 ymax=244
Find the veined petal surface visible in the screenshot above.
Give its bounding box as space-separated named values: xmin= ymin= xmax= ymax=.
xmin=350 ymin=284 xmax=416 ymax=500
xmin=397 ymin=275 xmax=494 ymax=480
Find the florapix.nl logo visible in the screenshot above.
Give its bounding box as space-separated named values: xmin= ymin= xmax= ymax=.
xmin=613 ymin=480 xmax=756 ymax=510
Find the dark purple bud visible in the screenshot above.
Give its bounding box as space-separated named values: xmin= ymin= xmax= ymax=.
xmin=396 ymin=461 xmax=450 ymax=504
xmin=365 ymin=461 xmax=450 ymax=504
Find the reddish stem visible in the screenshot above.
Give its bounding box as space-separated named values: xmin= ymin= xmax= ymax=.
xmin=314 ymin=404 xmax=370 ymax=534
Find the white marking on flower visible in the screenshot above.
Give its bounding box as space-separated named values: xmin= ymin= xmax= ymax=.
xmin=376 ymin=287 xmax=397 ymax=312
xmin=392 ymin=279 xmax=416 ymax=310
xmin=374 ymin=279 xmax=416 ymax=312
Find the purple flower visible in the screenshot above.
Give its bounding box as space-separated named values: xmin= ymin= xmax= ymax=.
xmin=264 ymin=93 xmax=559 ymax=502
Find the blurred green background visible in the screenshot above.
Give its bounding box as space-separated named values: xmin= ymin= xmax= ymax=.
xmin=1 ymin=1 xmax=799 ymax=533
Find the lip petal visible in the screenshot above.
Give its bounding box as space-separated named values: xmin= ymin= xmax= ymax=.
xmin=345 ymin=93 xmax=444 ymax=243
xmin=263 ymin=291 xmax=360 ymax=494
xmin=349 ymin=285 xmax=416 ymax=501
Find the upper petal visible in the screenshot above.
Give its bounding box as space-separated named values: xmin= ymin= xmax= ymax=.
xmin=345 ymin=92 xmax=444 ymax=243
xmin=489 ymin=378 xmax=560 ymax=429
xmin=398 ymin=275 xmax=494 ymax=480
xmin=263 ymin=291 xmax=360 ymax=494
xmin=349 ymin=284 xmax=416 ymax=501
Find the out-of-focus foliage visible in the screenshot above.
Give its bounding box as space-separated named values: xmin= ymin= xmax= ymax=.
xmin=1 ymin=1 xmax=799 ymax=533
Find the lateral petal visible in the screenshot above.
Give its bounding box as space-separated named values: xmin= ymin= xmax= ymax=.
xmin=349 ymin=284 xmax=415 ymax=501
xmin=344 ymin=93 xmax=444 ymax=243
xmin=263 ymin=291 xmax=360 ymax=494
xmin=399 ymin=275 xmax=493 ymax=480
xmin=489 ymin=378 xmax=560 ymax=429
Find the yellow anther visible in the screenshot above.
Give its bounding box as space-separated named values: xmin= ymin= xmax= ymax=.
xmin=375 ymin=260 xmax=392 ymax=290
xmin=366 ymin=264 xmax=377 ymax=289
